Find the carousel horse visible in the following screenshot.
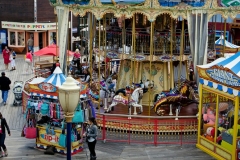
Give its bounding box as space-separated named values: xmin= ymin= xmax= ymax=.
xmin=153 ymin=80 xmax=199 ymax=116
xmin=106 ymin=87 xmax=144 ymax=116
xmin=115 ymin=79 xmax=154 ymax=96
xmin=87 ymin=72 xmax=116 ymax=108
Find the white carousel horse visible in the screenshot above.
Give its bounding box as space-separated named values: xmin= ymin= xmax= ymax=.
xmin=106 ymin=88 xmax=144 ymax=116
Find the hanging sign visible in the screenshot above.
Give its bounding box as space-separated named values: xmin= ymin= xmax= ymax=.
xmin=206 ymin=69 xmax=240 ymax=87
xmin=38 ymin=83 xmax=57 ymax=92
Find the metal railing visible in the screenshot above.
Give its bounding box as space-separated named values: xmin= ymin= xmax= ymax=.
xmin=96 ymin=113 xmax=198 ymax=146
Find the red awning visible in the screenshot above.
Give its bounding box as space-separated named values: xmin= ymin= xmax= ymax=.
xmin=34 ymin=44 xmax=74 ymax=56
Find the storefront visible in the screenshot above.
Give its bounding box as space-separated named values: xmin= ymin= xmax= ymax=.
xmin=196 ymin=52 xmax=240 ymax=160
xmin=1 ymin=21 xmax=57 ymax=53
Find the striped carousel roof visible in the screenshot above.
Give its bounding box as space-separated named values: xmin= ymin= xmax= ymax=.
xmin=215 ymin=35 xmax=240 ymax=49
xmin=43 ymin=67 xmax=66 ymax=87
xmin=198 ymin=52 xmax=240 ymax=96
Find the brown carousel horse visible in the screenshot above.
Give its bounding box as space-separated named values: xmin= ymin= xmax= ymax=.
xmin=153 ymin=80 xmax=199 ymax=116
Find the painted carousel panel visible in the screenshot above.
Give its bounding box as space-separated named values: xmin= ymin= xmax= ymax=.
xmin=221 ymin=0 xmax=240 ymax=7
xmin=159 ymin=0 xmax=205 ymax=7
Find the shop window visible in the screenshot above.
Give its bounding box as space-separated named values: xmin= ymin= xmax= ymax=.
xmin=49 ymin=32 xmax=56 ymax=45
xmin=10 ymin=32 xmax=16 ymax=46
xmin=17 ymin=32 xmax=25 ymax=46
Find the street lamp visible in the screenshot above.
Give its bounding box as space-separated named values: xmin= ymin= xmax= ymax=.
xmin=58 ymin=75 xmax=80 ymax=160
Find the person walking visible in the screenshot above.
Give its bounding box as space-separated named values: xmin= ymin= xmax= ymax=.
xmin=2 ymin=46 xmax=10 ymax=70
xmin=9 ymin=49 xmax=16 ymax=71
xmin=27 ymin=36 xmax=34 ymax=52
xmin=84 ymin=117 xmax=98 ymax=160
xmin=0 ymin=72 xmax=11 ymax=106
xmin=25 ymin=51 xmax=33 ymax=73
xmin=0 ymin=112 xmax=10 ymax=157
xmin=73 ymin=49 xmax=81 ymax=71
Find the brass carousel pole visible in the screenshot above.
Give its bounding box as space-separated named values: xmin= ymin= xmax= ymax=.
xmin=133 ymin=15 xmax=136 ymax=83
xmin=130 ymin=16 xmax=134 ymax=85
xmin=178 ymin=19 xmax=184 ymax=86
xmin=104 ymin=16 xmax=107 ymax=77
xmin=170 ymin=18 xmax=174 ymax=89
xmin=98 ymin=19 xmax=101 ymax=112
xmin=148 ymin=21 xmax=154 ymax=116
xmin=89 ymin=13 xmax=93 ymax=85
xmin=223 ymin=19 xmax=227 ymax=57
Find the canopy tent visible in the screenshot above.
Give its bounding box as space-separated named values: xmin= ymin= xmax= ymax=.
xmin=215 ymin=35 xmax=240 ymax=49
xmin=43 ymin=67 xmax=66 ymax=87
xmin=34 ymin=44 xmax=74 ymax=56
xmin=197 ymin=51 xmax=240 ymax=96
xmin=215 ymin=35 xmax=240 ymax=54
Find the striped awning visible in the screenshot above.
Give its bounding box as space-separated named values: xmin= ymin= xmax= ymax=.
xmin=199 ymin=78 xmax=240 ymax=96
xmin=215 ymin=35 xmax=240 ymax=49
xmin=30 ymin=92 xmax=58 ymax=99
xmin=43 ymin=67 xmax=66 ymax=87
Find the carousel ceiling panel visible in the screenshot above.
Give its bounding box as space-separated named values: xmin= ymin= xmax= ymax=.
xmin=49 ymin=0 xmax=240 ymax=21
xmin=159 ymin=0 xmax=205 ymax=7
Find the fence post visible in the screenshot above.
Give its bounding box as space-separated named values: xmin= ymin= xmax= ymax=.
xmin=180 ymin=129 xmax=183 ymax=146
xmin=128 ymin=118 xmax=130 ymax=144
xmin=102 ymin=114 xmax=106 ymax=141
xmin=154 ymin=119 xmax=158 ymax=146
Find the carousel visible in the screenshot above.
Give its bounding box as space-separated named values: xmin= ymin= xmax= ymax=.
xmin=46 ymin=0 xmax=240 ymax=132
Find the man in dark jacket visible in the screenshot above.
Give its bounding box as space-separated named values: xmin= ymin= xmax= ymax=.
xmin=0 ymin=112 xmax=10 ymax=157
xmin=0 ymin=72 xmax=11 ymax=105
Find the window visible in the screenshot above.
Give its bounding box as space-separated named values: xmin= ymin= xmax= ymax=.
xmin=10 ymin=32 xmax=16 ymax=46
xmin=17 ymin=32 xmax=25 ymax=46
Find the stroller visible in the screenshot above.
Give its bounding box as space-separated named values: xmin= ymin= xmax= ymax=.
xmin=13 ymin=81 xmax=24 ymax=106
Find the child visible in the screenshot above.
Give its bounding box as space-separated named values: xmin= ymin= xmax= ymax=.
xmin=10 ymin=49 xmax=16 ymax=71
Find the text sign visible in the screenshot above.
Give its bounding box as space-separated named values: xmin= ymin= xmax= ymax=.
xmin=206 ymin=69 xmax=240 ymax=87
xmin=41 ymin=134 xmax=59 ymax=143
xmin=38 ymin=83 xmax=57 ymax=92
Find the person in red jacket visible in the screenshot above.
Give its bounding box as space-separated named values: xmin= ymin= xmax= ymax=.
xmin=25 ymin=50 xmax=33 ymax=73
xmin=2 ymin=46 xmax=10 ymax=70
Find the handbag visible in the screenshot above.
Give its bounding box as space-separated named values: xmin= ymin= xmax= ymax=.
xmin=72 ymin=104 xmax=84 ymax=123
xmin=25 ymin=121 xmax=36 ymax=139
xmin=59 ymin=121 xmax=66 ymax=147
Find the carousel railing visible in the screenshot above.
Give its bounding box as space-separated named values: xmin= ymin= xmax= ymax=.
xmin=96 ymin=113 xmax=198 ymax=146
xmin=96 ymin=27 xmax=191 ymax=55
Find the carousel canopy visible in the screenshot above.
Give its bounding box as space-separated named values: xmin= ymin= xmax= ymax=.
xmin=43 ymin=67 xmax=66 ymax=87
xmin=215 ymin=35 xmax=240 ymax=49
xmin=29 ymin=77 xmax=46 ymax=84
xmin=198 ymin=51 xmax=240 ymax=96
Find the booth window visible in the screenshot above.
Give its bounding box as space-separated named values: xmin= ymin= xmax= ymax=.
xmin=201 ymin=89 xmax=237 ymax=153
xmin=17 ymin=32 xmax=25 ymax=46
xmin=10 ymin=32 xmax=16 ymax=46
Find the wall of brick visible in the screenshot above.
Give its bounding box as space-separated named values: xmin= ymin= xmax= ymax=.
xmin=0 ymin=0 xmax=79 ymax=28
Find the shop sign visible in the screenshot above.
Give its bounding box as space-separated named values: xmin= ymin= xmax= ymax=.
xmin=206 ymin=69 xmax=240 ymax=87
xmin=41 ymin=134 xmax=59 ymax=143
xmin=38 ymin=83 xmax=57 ymax=92
xmin=1 ymin=21 xmax=57 ymax=30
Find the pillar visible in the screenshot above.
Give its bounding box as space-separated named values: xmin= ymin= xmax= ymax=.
xmin=25 ymin=33 xmax=30 ymax=52
xmin=33 ymin=32 xmax=39 ymax=52
xmin=42 ymin=32 xmax=47 ymax=48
